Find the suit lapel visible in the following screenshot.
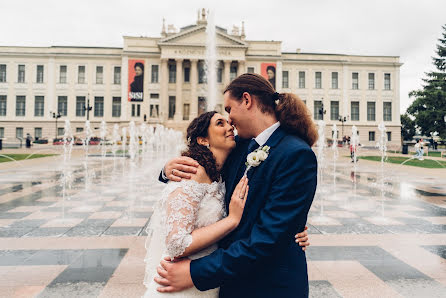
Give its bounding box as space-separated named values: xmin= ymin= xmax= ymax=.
xmin=245 ymin=127 xmax=287 ymax=180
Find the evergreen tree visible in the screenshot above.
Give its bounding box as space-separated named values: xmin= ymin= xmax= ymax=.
xmin=401 ymin=113 xmax=416 ymax=141
xmin=408 ymin=24 xmax=446 ymax=139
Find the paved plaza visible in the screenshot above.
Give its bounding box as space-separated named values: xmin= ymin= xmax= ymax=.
xmin=0 ymin=148 xmax=445 ymax=297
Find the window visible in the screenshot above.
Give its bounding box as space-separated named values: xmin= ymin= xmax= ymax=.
xmin=114 ymin=66 xmax=121 ymax=84
xmin=198 ymin=61 xmax=206 ymax=83
xmin=76 ymin=127 xmax=84 ymax=133
xmin=217 ymin=67 xmax=223 ymax=83
xmin=131 ymin=104 xmax=141 ymax=117
xmin=112 ymin=97 xmax=121 ymax=117
xmin=198 ymin=97 xmax=207 ymax=115
xmin=0 ymin=64 xmax=6 ymax=82
xmin=247 ymin=67 xmax=255 ymax=73
xmin=230 ymin=65 xmax=237 ymax=81
xmin=78 ymin=66 xmax=85 ymax=84
xmin=34 ymin=127 xmax=42 ymax=139
xmin=331 ymin=72 xmax=338 ymax=89
xmin=367 ymin=102 xmax=376 ymax=121
xmin=369 ymin=131 xmax=375 ymax=141
xmin=299 ymin=71 xmax=305 ymax=88
xmin=352 ymin=72 xmax=359 ymax=89
xmin=282 ymin=71 xmax=289 ymax=88
xmin=168 ymin=96 xmax=176 ymax=119
xmin=76 ymin=96 xmax=86 ymax=117
xmin=96 ymin=66 xmax=103 ymax=84
xmin=150 ymin=104 xmax=159 ymax=118
xmin=16 ymin=127 xmax=23 ymax=139
xmin=315 ymin=72 xmax=322 ymax=89
xmin=94 ymin=97 xmax=104 ymax=117
xmin=383 ymin=102 xmax=392 ymax=121
xmin=58 ymin=96 xmax=68 ymax=116
xmin=57 ymin=127 xmax=64 ymax=136
xmin=0 ymin=96 xmax=6 ymax=116
xmin=36 ymin=65 xmax=44 ymax=83
xmin=313 ymin=100 xmax=323 ymax=120
xmin=384 ymin=73 xmax=391 ymax=90
xmin=184 ymin=67 xmax=190 ymax=82
xmin=151 ymin=65 xmax=159 ymax=83
xmin=330 ymin=101 xmax=339 ymax=121
xmin=387 ymin=132 xmax=391 ymax=142
xmin=0 ymin=127 xmax=4 ymax=138
xmin=59 ymin=65 xmax=67 ymax=83
xmin=16 ymin=96 xmax=26 ymax=116
xmin=368 ymin=73 xmax=375 ymax=90
xmin=150 ymin=93 xmax=159 ymax=99
xmin=351 ymin=101 xmax=359 ymax=121
xmin=183 ymin=103 xmax=190 ymax=120
xmin=34 ymin=96 xmax=44 ymax=117
xmin=18 ymin=65 xmax=25 ymax=83
xmin=169 ymin=64 xmax=176 ymax=83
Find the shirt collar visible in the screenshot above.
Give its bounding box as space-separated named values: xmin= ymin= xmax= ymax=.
xmin=254 ymin=122 xmax=280 ymax=146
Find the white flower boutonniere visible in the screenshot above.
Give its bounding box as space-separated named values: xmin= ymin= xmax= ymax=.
xmin=244 ymin=145 xmax=270 ymax=176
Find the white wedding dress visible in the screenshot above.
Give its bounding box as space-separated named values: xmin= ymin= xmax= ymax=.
xmin=143 ymin=179 xmax=226 ymax=297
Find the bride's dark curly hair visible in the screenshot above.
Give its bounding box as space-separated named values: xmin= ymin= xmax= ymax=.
xmin=182 ymin=111 xmax=220 ymax=182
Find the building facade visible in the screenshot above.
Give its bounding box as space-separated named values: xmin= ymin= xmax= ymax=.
xmin=0 ymin=10 xmax=402 ymax=147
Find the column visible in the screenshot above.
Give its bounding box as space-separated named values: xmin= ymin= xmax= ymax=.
xmin=190 ymin=59 xmax=198 ymax=119
xmin=223 ymin=60 xmax=231 ymax=87
xmin=237 ymin=60 xmax=245 ymax=76
xmin=160 ymin=58 xmax=168 ymax=121
xmin=174 ymin=59 xmax=183 ymax=121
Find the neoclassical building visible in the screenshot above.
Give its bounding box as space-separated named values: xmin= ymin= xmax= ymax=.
xmin=0 ymin=10 xmax=402 ymax=147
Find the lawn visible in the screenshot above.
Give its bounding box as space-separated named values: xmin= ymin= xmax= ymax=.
xmin=358 ymin=156 xmax=446 ymax=168
xmin=0 ymin=154 xmax=58 ymax=163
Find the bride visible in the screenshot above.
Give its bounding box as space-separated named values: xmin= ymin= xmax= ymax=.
xmin=143 ymin=111 xmax=309 ymax=297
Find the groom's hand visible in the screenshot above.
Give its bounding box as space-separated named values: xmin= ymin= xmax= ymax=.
xmin=295 ymin=226 xmax=310 ymax=251
xmin=164 ymin=157 xmax=199 ymax=182
xmin=155 ymin=257 xmax=194 ymax=293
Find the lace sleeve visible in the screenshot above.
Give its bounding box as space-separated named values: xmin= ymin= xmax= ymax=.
xmin=164 ymin=182 xmax=204 ymax=259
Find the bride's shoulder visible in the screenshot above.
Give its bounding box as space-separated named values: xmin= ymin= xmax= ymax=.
xmin=190 ymin=165 xmax=212 ymax=184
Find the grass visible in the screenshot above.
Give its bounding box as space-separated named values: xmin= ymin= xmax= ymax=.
xmin=0 ymin=154 xmax=58 ymax=163
xmin=358 ymin=156 xmax=446 ymax=168
xmin=386 ymin=150 xmax=444 ymax=157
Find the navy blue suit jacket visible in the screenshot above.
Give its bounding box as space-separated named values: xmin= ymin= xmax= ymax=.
xmin=189 ymin=127 xmax=317 ymax=298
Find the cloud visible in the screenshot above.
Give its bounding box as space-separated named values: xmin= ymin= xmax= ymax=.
xmin=1 ymin=0 xmax=445 ymax=113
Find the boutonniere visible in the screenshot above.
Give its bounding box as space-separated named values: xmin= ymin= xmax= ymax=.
xmin=244 ymin=145 xmax=270 ymax=176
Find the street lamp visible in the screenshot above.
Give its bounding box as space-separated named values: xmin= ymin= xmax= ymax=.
xmin=84 ymin=95 xmax=93 ymax=120
xmin=318 ymin=101 xmax=326 ymax=120
xmin=51 ymin=112 xmax=62 ymax=139
xmin=339 ymin=115 xmax=348 ymax=140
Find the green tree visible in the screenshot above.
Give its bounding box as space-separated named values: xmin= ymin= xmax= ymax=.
xmin=400 ymin=113 xmax=416 ymax=141
xmin=408 ymin=24 xmax=446 ymax=139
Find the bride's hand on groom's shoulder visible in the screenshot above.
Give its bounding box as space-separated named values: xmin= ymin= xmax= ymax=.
xmin=165 ymin=157 xmax=199 ymax=182
xmin=295 ymin=226 xmax=310 ymax=251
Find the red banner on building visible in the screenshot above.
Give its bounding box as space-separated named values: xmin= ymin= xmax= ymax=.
xmin=128 ymin=59 xmax=144 ymax=101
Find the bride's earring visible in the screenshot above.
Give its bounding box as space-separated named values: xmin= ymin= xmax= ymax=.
xmin=206 ymin=144 xmax=210 ymax=149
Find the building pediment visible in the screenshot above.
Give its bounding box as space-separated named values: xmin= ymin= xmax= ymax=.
xmin=158 ymin=25 xmax=248 ymax=48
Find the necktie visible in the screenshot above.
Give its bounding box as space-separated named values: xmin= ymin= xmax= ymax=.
xmin=247 ymin=139 xmax=259 ymax=154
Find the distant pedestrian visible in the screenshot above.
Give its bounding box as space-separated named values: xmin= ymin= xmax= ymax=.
xmin=26 ymin=133 xmax=32 ymax=148
xmin=414 ymin=139 xmax=424 ymax=160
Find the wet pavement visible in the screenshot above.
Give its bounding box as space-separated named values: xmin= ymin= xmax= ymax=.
xmin=0 ymin=150 xmax=445 ymax=297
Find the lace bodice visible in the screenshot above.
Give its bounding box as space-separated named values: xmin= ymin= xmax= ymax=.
xmin=163 ymin=179 xmax=226 ymax=258
xmin=144 ymin=179 xmax=226 ymax=288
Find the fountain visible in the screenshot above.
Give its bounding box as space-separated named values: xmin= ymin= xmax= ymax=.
xmin=374 ymin=122 xmax=389 ymax=221
xmin=205 ymin=9 xmax=218 ymax=111
xmin=331 ymin=124 xmax=339 ymax=200
xmin=60 ymin=120 xmax=74 ymax=219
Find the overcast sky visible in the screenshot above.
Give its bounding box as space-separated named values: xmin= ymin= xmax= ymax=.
xmin=1 ymin=0 xmax=445 ymax=114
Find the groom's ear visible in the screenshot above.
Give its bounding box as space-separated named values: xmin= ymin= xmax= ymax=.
xmin=242 ymin=92 xmax=253 ymax=110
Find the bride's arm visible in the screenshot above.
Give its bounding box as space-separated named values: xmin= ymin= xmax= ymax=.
xmin=165 ymin=174 xmax=248 ymax=259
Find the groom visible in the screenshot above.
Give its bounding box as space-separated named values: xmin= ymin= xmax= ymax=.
xmin=156 ymin=73 xmax=317 ymax=297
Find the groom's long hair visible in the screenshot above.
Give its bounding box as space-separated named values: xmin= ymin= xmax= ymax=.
xmin=182 ymin=111 xmax=221 ymax=182
xmin=224 ymin=73 xmax=318 ymax=147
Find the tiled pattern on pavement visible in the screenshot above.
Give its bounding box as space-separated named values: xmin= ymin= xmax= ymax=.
xmin=0 ymin=154 xmax=445 ymax=297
